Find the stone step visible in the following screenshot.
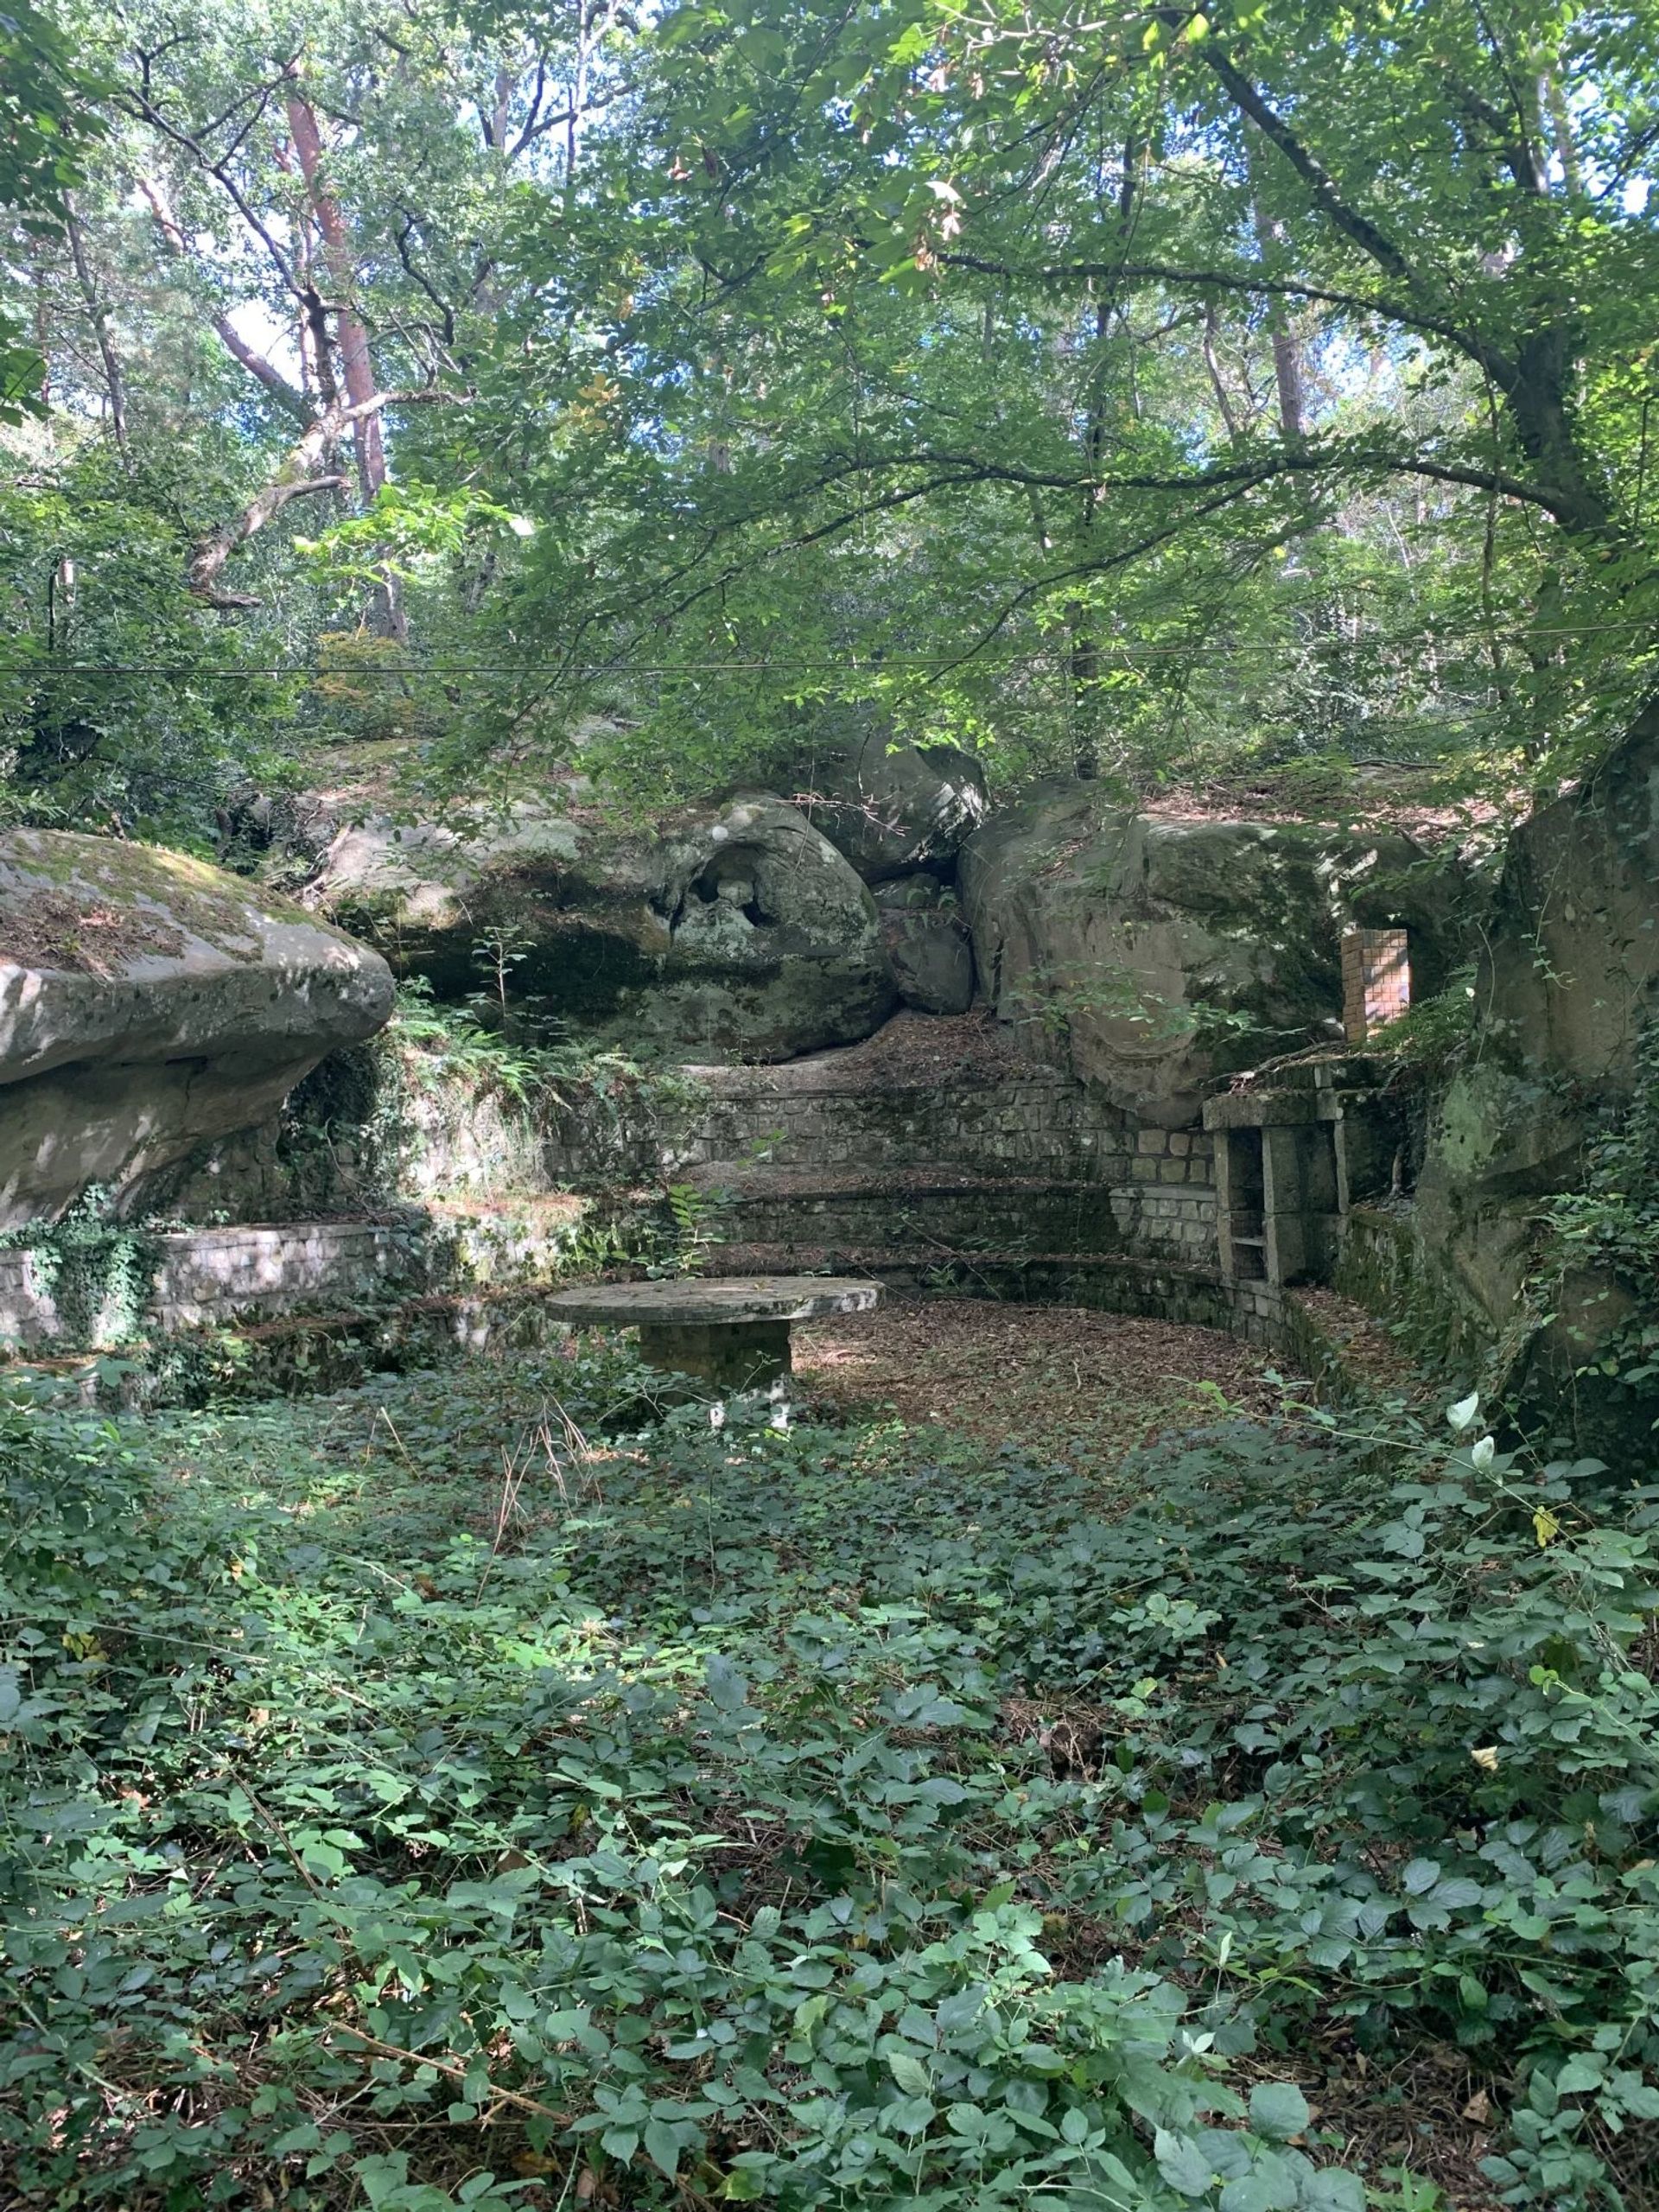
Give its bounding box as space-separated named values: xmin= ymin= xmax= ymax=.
xmin=671 ymin=1164 xmax=1216 ymax=1264
xmin=702 ymin=1243 xmax=1249 ymax=1337
xmin=545 ymin=1014 xmax=1216 ymax=1189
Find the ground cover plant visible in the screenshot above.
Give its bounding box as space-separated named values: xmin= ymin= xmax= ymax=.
xmin=3 ymin=1344 xmax=1658 ymax=2210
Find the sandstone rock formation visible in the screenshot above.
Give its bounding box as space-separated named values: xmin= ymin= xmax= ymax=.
xmin=1414 ymin=706 xmax=1659 ymax=1438
xmin=311 ymin=792 xmax=897 ymax=1060
xmin=874 ymin=874 xmax=975 ymax=1015
xmin=962 ymin=783 xmax=1461 ymax=1127
xmin=790 ymin=714 xmax=988 ymax=880
xmin=0 ymin=830 xmax=394 ymax=1224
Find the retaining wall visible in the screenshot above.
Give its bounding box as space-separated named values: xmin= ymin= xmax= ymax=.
xmin=0 ymin=1199 xmax=594 ymax=1352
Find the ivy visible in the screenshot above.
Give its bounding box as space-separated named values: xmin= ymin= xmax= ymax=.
xmin=0 ymin=1185 xmax=162 ymax=1349
xmin=1542 ymin=1024 xmax=1659 ymax=1389
xmin=2 ymin=1358 xmax=1656 ymax=2209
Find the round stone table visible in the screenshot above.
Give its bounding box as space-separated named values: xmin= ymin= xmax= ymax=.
xmin=543 ymin=1274 xmax=880 ymax=1391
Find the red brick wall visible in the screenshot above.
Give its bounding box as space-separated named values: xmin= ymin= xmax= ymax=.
xmin=1341 ymin=929 xmax=1409 ymax=1043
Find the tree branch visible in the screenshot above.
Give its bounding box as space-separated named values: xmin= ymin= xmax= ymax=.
xmin=938 ymin=251 xmax=1478 ymax=355
xmin=391 ymin=210 xmax=458 ymax=346
xmin=1166 ymin=14 xmax=1523 ymax=391
xmin=1167 ymin=12 xmax=1417 ymax=288
xmin=188 ymin=445 xmax=346 ymax=605
xmin=721 ymin=438 xmax=1565 ymax=518
xmin=187 ymin=389 xmax=461 ymax=601
xmin=121 ymin=67 xmax=308 ymax=306
xmin=137 ymin=179 xmax=315 ymax=423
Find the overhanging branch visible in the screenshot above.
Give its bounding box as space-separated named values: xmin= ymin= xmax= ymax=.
xmin=187 ymin=387 xmax=465 ymax=601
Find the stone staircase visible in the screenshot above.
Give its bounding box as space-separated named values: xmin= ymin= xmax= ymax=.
xmin=622 ymin=1013 xmax=1225 ymax=1299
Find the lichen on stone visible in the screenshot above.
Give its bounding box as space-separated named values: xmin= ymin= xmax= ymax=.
xmin=0 ymin=887 xmax=188 ymax=974
xmin=0 ymin=830 xmax=340 ymax=969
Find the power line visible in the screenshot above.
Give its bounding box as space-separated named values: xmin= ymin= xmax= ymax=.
xmin=0 ymin=620 xmax=1653 ymax=680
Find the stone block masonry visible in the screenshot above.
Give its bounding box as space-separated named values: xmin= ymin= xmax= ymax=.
xmin=540 ymin=1020 xmax=1223 ymax=1274
xmin=602 ymin=1071 xmax=1154 ymax=1185
xmin=0 ymin=1201 xmax=590 ymax=1352
xmin=0 ymin=1014 xmax=1235 ymax=1374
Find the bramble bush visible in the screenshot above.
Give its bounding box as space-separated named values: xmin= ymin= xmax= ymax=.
xmin=2 ymin=1350 xmax=1656 ymax=2209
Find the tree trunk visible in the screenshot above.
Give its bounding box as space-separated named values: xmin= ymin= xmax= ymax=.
xmin=284 ymin=84 xmax=385 ymax=501
xmin=1201 ymin=302 xmax=1241 ymax=437
xmin=1503 ymin=328 xmax=1614 ymax=540
xmin=1251 ymin=200 xmax=1306 ymax=442
xmin=1069 ymin=606 xmax=1101 ymax=780
xmin=285 ymin=83 xmax=409 ymax=638
xmin=1243 ymin=131 xmax=1305 ymax=444
xmin=64 ymin=199 xmax=127 ymax=455
xmin=1071 ymin=299 xmax=1112 ymax=779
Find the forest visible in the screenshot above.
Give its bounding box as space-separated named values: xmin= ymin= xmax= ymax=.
xmin=5 ymin=0 xmax=1656 ymax=820
xmin=3 ymin=1 xmax=1659 ymax=2209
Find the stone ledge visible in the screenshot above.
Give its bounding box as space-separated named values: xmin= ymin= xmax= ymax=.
xmin=10 ymin=1280 xmax=588 ymax=1410
xmin=0 ymin=1202 xmax=601 ymax=1353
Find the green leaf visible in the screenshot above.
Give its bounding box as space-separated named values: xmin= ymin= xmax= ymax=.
xmin=1155 ymin=2129 xmax=1216 ymax=2196
xmin=1554 ymin=2057 xmax=1605 ymax=2096
xmin=1298 ymin=2171 xmax=1365 ymax=2212
xmin=1249 ymin=2082 xmax=1310 ymax=2140
xmin=705 ymin=1655 xmax=750 ymax=1711
xmin=1611 ymin=2075 xmax=1659 ymax=2120
xmin=644 ymin=2120 xmax=683 ymax=2178
xmin=888 ymin=2050 xmax=931 ymax=2096
xmin=1221 ymin=2179 xmax=1283 ymax=2212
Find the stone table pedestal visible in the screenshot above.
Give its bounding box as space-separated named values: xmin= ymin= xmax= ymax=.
xmin=637 ymin=1317 xmax=793 ymax=1390
xmin=543 ymin=1274 xmax=880 ymax=1394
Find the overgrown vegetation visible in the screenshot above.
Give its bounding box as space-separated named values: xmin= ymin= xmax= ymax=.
xmin=1544 ymin=1027 xmax=1659 ymax=1398
xmin=0 ymin=1185 xmax=163 ymax=1347
xmin=1368 ymin=969 xmax=1481 ymax=1077
xmin=3 ymin=1354 xmax=1656 ymax=2209
xmin=5 ymin=5 xmax=1659 ymax=2207
xmin=270 ymin=985 xmax=709 ymax=1217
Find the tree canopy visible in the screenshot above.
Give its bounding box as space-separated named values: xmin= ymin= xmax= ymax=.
xmin=3 ymin=0 xmax=1656 ymax=836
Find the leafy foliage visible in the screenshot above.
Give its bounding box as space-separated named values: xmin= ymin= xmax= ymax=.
xmin=4 ymin=0 xmax=1658 ymax=829
xmin=1544 ymin=1025 xmax=1659 ymax=1393
xmin=0 ymin=440 xmax=315 ymax=839
xmin=0 ymin=0 xmax=106 ymax=419
xmin=3 ymin=1355 xmax=1656 ymax=2208
xmin=1367 ymin=966 xmax=1480 ymax=1073
xmin=0 ymin=1183 xmax=162 ymax=1347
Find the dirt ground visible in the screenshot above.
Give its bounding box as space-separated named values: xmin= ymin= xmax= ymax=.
xmin=793 ymin=1291 xmax=1284 ymax=1461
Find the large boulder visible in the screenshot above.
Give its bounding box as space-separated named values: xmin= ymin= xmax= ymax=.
xmin=962 ymin=783 xmax=1463 ymax=1126
xmin=0 ymin=830 xmax=393 ymax=1224
xmin=310 ymin=792 xmax=897 ymax=1061
xmin=789 ymin=714 xmax=988 ymax=880
xmin=874 ymin=875 xmax=976 ymax=1015
xmin=1472 ymin=706 xmax=1659 ymax=1092
xmin=1414 ymin=708 xmax=1659 ymax=1442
